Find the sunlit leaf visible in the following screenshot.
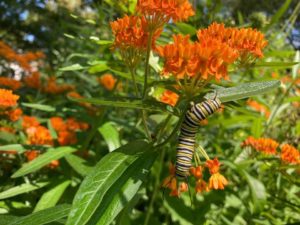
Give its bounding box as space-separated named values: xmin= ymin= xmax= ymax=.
xmin=0 ymin=182 xmax=49 ymax=200
xmin=11 ymin=147 xmax=77 ymax=178
xmin=98 ymin=122 xmax=121 ymax=152
xmin=65 ymin=153 xmax=93 ymax=176
xmin=254 ymin=61 xmax=299 ymax=68
xmin=21 ymin=103 xmax=56 ymax=112
xmin=59 ymin=64 xmax=85 ymax=71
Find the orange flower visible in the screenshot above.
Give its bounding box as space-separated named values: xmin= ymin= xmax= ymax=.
xmin=43 ymin=77 xmax=75 ymax=94
xmin=157 ymin=34 xmax=238 ymax=81
xmin=67 ymin=91 xmax=93 ymax=109
xmin=190 ymin=166 xmax=203 ymax=179
xmin=0 ymin=77 xmax=22 ymax=90
xmin=57 ymin=130 xmax=77 ymax=145
xmin=247 ymin=99 xmax=270 ymax=118
xmin=195 ymin=179 xmax=209 ymax=193
xmin=26 ymin=126 xmax=53 ymax=146
xmin=160 ymin=90 xmax=179 ymax=106
xmin=66 ymin=117 xmax=89 ymax=131
xmin=206 ymin=158 xmax=221 ymax=174
xmin=0 ymin=89 xmax=19 ymax=108
xmin=197 ymin=22 xmax=268 ymax=61
xmin=48 ymin=160 xmax=60 ymax=169
xmin=136 ymin=0 xmax=194 ymax=29
xmin=50 ymin=117 xmax=67 ymax=132
xmin=98 ymin=74 xmax=117 ymax=91
xmin=22 ymin=116 xmax=40 ymax=129
xmin=24 ymin=72 xmax=41 ymax=89
xmin=7 ymin=108 xmax=22 ymax=121
xmin=280 ymin=144 xmax=300 ymax=164
xmin=208 ymin=173 xmax=228 ymax=190
xmin=242 ymin=136 xmax=279 ymax=155
xmin=24 ymin=150 xmax=40 ymax=161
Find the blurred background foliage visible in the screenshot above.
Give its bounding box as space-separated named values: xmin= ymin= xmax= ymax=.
xmin=0 ymin=0 xmax=300 ymax=225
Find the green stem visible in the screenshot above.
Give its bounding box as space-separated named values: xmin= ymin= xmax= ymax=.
xmin=143 ymin=31 xmax=154 ymax=99
xmin=143 ymin=147 xmax=166 ymax=225
xmin=129 ymin=67 xmax=140 ymax=97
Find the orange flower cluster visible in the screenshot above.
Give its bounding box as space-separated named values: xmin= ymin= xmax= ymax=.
xmin=247 ymin=99 xmax=270 ymax=118
xmin=159 ymin=90 xmax=179 ymax=106
xmin=22 ymin=116 xmax=40 ymax=129
xmin=136 ymin=0 xmax=194 ymax=28
xmin=197 ymin=22 xmax=268 ymax=60
xmin=50 ymin=117 xmax=89 ymax=146
xmin=111 ymin=15 xmax=161 ymax=51
xmin=98 ymin=74 xmax=117 ymax=91
xmin=23 ymin=72 xmax=41 ymax=89
xmin=26 ymin=125 xmax=53 ymax=146
xmin=162 ymin=163 xmax=188 ymax=197
xmin=7 ymin=108 xmax=23 ymax=121
xmin=0 ymin=77 xmax=22 ymax=90
xmin=0 ymin=41 xmax=45 ymax=71
xmin=0 ymin=89 xmax=19 ymax=108
xmin=43 ymin=77 xmax=75 ymax=94
xmin=163 ymin=158 xmax=228 ymax=197
xmin=157 ymin=34 xmax=239 ymax=81
xmin=157 ymin=23 xmax=267 ymax=83
xmin=242 ymin=136 xmax=279 ymax=155
xmin=280 ymin=144 xmax=300 ymax=164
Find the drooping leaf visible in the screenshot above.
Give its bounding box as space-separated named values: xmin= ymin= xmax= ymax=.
xmin=66 ymin=140 xmax=153 ymax=225
xmin=88 ymin=63 xmax=109 ymax=74
xmin=65 ymin=153 xmax=93 ymax=176
xmin=98 ymin=122 xmax=121 ymax=152
xmin=34 ymin=180 xmax=71 ymax=212
xmin=10 ymin=204 xmax=71 ymax=225
xmin=0 ymin=144 xmax=25 ymax=153
xmin=21 ymin=103 xmax=56 ymax=112
xmin=205 ymin=80 xmax=280 ymax=102
xmin=0 ymin=182 xmax=49 ymax=200
xmin=176 ymin=22 xmax=197 ymax=35
xmin=11 ymin=147 xmax=77 ymax=178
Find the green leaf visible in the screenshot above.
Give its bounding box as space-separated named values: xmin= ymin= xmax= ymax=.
xmin=243 ymin=172 xmax=267 ymax=213
xmin=251 ymin=117 xmax=263 ymax=138
xmin=265 ymin=0 xmax=292 ymax=30
xmin=11 ymin=147 xmax=77 ymax=178
xmin=0 ymin=215 xmax=19 ymax=225
xmin=59 ymin=64 xmax=85 ymax=71
xmin=0 ymin=144 xmax=25 ymax=153
xmin=21 ymin=103 xmax=56 ymax=112
xmin=68 ymin=97 xmax=176 ymax=114
xmin=205 ymin=80 xmax=280 ymax=103
xmin=65 ymin=153 xmax=93 ymax=176
xmin=109 ymin=68 xmax=155 ymax=84
xmin=98 ymin=122 xmax=121 ymax=152
xmin=254 ymin=61 xmax=299 ymax=68
xmin=0 ymin=182 xmax=49 ymax=200
xmin=94 ymin=40 xmax=113 ymax=45
xmin=34 ymin=180 xmax=71 ymax=212
xmin=88 ymin=63 xmax=109 ymax=74
xmin=10 ymin=204 xmax=71 ymax=225
xmin=89 ymin=148 xmax=157 ymax=225
xmin=66 ymin=140 xmax=153 ymax=225
xmin=176 ymin=22 xmax=197 ymax=35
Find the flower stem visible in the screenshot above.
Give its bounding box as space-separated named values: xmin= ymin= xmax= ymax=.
xmin=143 ymin=31 xmax=154 ymax=99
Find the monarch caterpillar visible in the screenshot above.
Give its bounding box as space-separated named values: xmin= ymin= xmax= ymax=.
xmin=175 ymin=97 xmax=222 ymax=178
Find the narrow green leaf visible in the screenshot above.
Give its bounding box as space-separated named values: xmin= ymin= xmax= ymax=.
xmin=66 ymin=140 xmax=152 ymax=225
xmin=94 ymin=40 xmax=113 ymax=45
xmin=0 ymin=182 xmax=49 ymax=200
xmin=65 ymin=153 xmax=93 ymax=176
xmin=292 ymin=50 xmax=300 ymax=79
xmin=10 ymin=204 xmax=71 ymax=225
xmin=68 ymin=97 xmax=176 ymax=114
xmin=251 ymin=118 xmax=263 ymax=138
xmin=264 ymin=50 xmax=295 ymax=57
xmin=0 ymin=215 xmax=19 ymax=225
xmin=98 ymin=122 xmax=121 ymax=152
xmin=59 ymin=64 xmax=85 ymax=71
xmin=11 ymin=147 xmax=77 ymax=178
xmin=255 ymin=61 xmax=299 ymax=68
xmin=205 ymin=80 xmax=280 ymax=103
xmin=88 ymin=64 xmax=109 ymax=74
xmin=265 ymin=0 xmax=292 ymax=30
xmin=0 ymin=144 xmax=25 ymax=153
xmin=90 ymin=150 xmax=157 ymax=225
xmin=22 ymin=103 xmax=55 ymax=112
xmin=34 ymin=180 xmax=71 ymax=212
